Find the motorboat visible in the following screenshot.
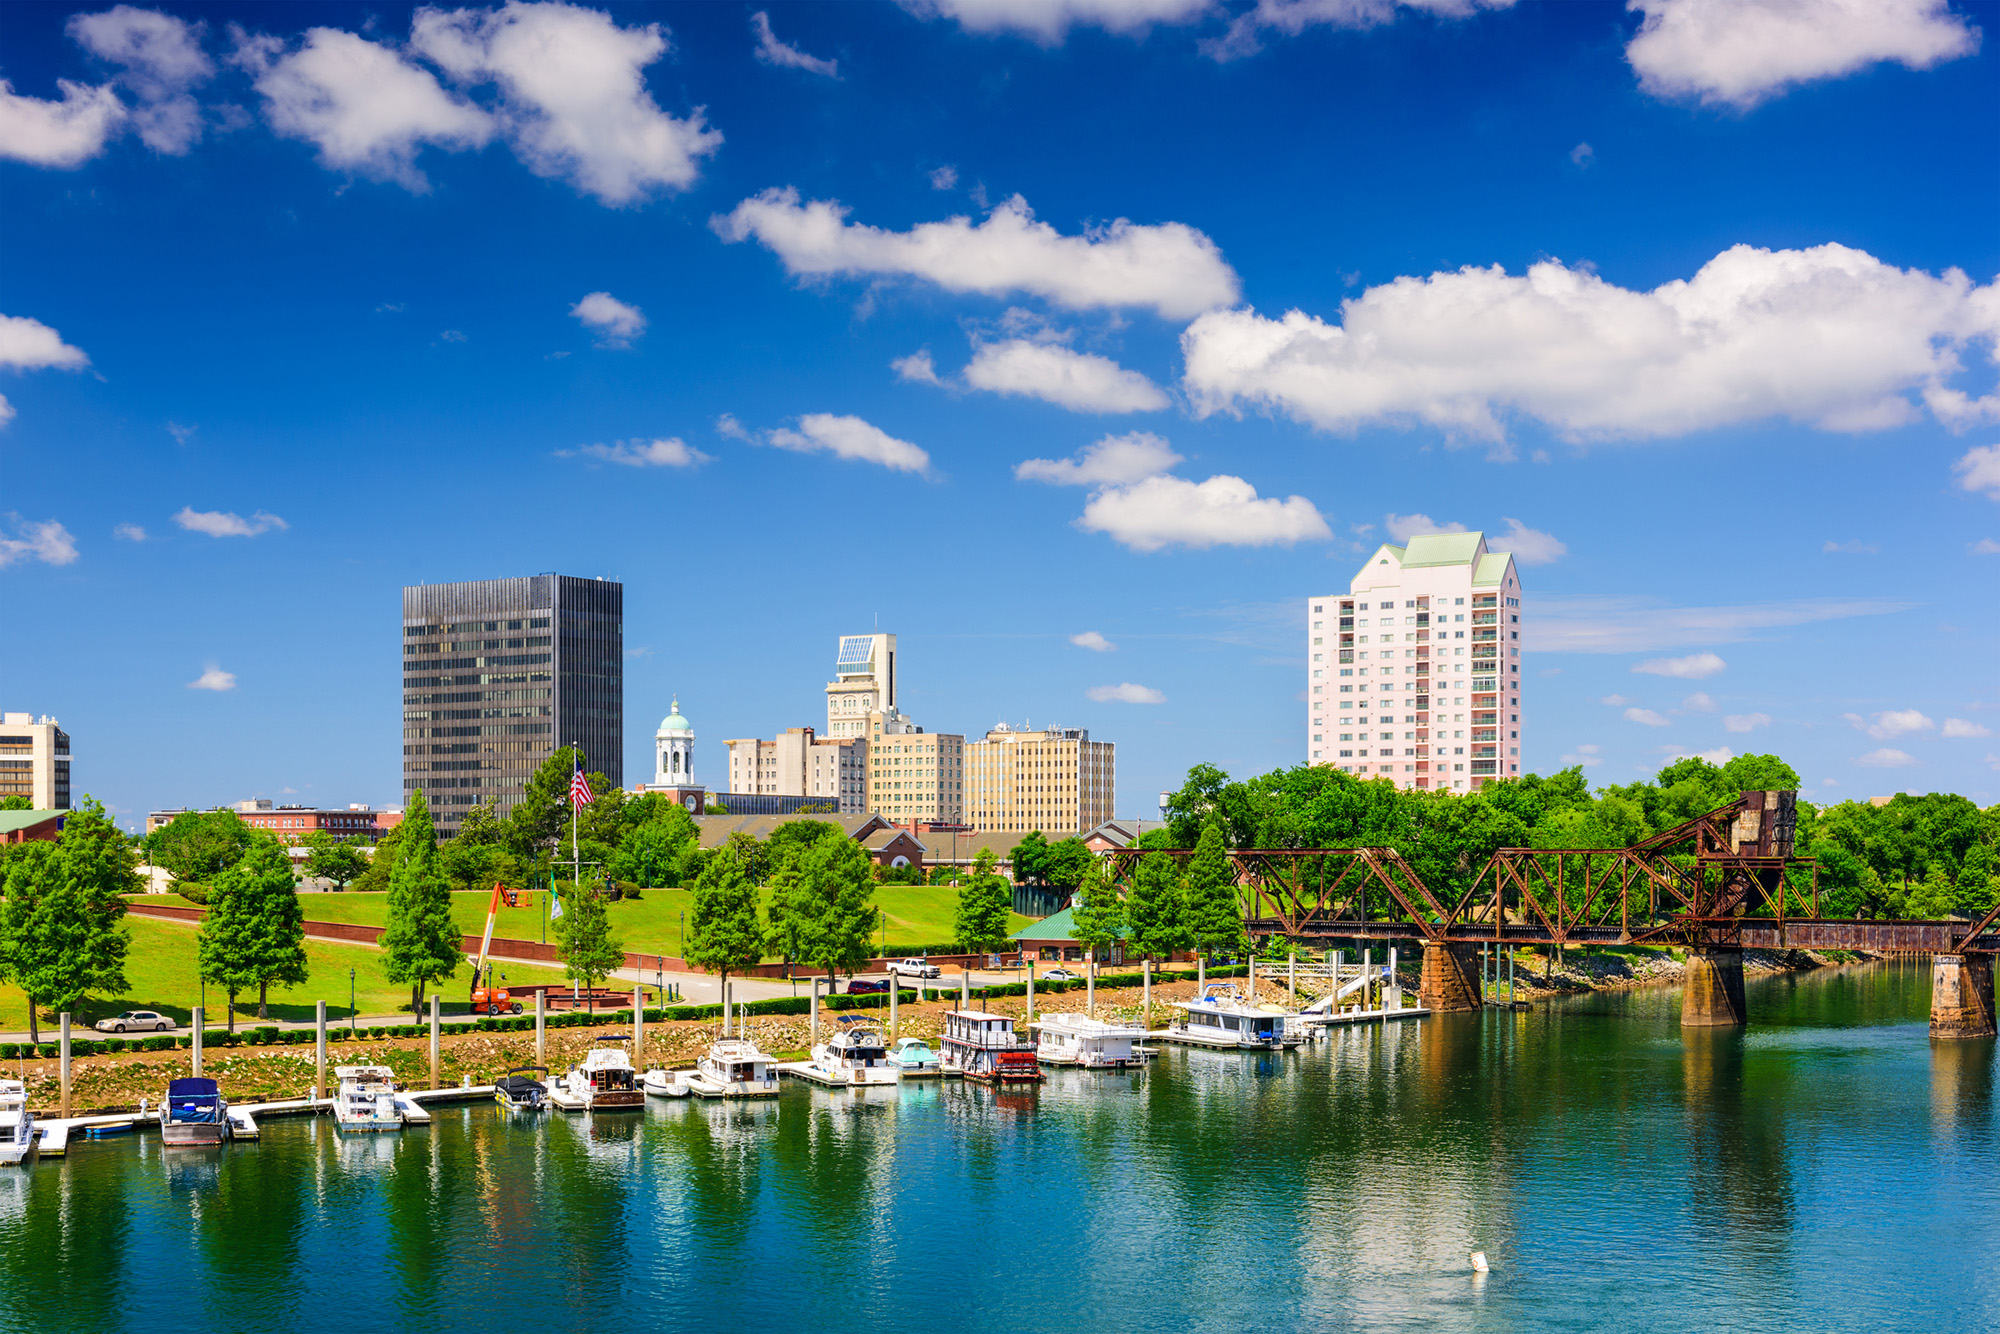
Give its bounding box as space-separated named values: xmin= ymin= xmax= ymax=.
xmin=556 ymin=1039 xmax=644 ymax=1110
xmin=0 ymin=1081 xmax=35 ymax=1167
xmin=494 ymin=1066 xmax=549 ymax=1112
xmin=888 ymin=1036 xmax=939 ymax=1076
xmin=939 ymin=1010 xmax=1043 ymax=1084
xmin=332 ymin=1065 xmax=404 ymax=1132
xmin=808 ymin=1019 xmax=899 ymax=1088
xmin=685 ymin=1038 xmax=779 ymax=1099
xmin=642 ymin=1068 xmax=692 ymax=1098
xmin=160 ymin=1077 xmax=232 ymax=1146
xmin=1169 ymin=984 xmax=1297 ymax=1049
xmin=1031 ymin=1013 xmax=1148 ymax=1069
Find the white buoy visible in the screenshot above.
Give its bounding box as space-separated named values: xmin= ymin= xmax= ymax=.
xmin=1470 ymin=1251 xmax=1490 ymax=1273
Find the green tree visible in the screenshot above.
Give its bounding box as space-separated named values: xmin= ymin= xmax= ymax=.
xmin=686 ymin=846 xmax=767 ymax=995
xmin=452 ymin=794 xmax=508 ymax=846
xmin=143 ymin=808 xmax=255 ymax=885
xmin=1908 ymin=866 xmax=1958 ymax=919
xmin=301 ymin=830 xmax=368 ymax=891
xmin=1069 ymin=859 xmax=1126 ymax=963
xmin=0 ymin=795 xmax=30 ymax=811
xmin=1009 ymin=830 xmax=1051 ymax=886
xmin=438 ymin=837 xmax=523 ymax=895
xmin=608 ymin=806 xmax=698 ymax=887
xmin=766 ymin=866 xmax=816 ymax=966
xmin=348 ymin=821 xmax=403 ymax=894
xmin=0 ymin=798 xmax=135 ymax=1042
xmin=1183 ymin=821 xmax=1243 ymax=956
xmin=954 ymin=847 xmax=1013 ymax=953
xmin=506 ymin=747 xmax=612 ymax=860
xmin=1955 ymin=843 xmax=1997 ymax=917
xmin=199 ymin=840 xmax=307 ymax=1026
xmin=380 ymin=789 xmax=461 ymax=1014
xmin=1042 ymin=837 xmax=1096 ymax=894
xmin=1125 ymin=846 xmax=1187 ymax=961
xmin=801 ymin=833 xmax=880 ymax=986
xmin=555 ymin=877 xmax=625 ymax=997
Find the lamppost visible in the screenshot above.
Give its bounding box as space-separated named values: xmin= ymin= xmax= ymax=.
xmin=348 ymin=968 xmax=356 ymax=1035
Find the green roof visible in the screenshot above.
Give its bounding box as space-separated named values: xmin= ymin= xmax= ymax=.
xmin=1472 ymin=552 xmax=1514 ymax=586
xmin=1010 ymin=904 xmax=1131 ymax=942
xmin=0 ymin=810 xmax=62 ymax=836
xmin=1399 ymin=531 xmax=1486 ymax=569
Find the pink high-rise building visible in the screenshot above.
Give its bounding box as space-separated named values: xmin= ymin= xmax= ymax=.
xmin=1306 ymin=531 xmax=1524 ymax=792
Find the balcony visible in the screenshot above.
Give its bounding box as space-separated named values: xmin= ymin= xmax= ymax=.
xmin=1472 ymin=729 xmax=1496 ymax=742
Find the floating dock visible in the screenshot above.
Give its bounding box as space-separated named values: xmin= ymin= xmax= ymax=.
xmin=14 ymin=1084 xmax=495 ymax=1157
xmin=775 ymin=1061 xmax=905 ymax=1088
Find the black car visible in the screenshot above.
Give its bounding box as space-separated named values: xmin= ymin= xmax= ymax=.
xmin=846 ymin=978 xmax=891 ymax=994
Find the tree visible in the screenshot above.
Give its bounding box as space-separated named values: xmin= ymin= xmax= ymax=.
xmin=1009 ymin=831 xmax=1051 ymax=886
xmin=1125 ymin=846 xmax=1187 ymax=961
xmin=506 ymin=746 xmax=611 ymax=860
xmin=1069 ymin=859 xmax=1126 ymax=964
xmin=0 ymin=797 xmax=135 ymax=1042
xmin=348 ymin=821 xmax=403 ymax=894
xmin=0 ymin=796 xmax=29 ymax=811
xmin=1957 ymin=843 xmax=1998 ymax=918
xmin=686 ymin=846 xmax=767 ymax=996
xmin=555 ymin=877 xmax=625 ymax=997
xmin=609 ymin=806 xmax=698 ymax=888
xmin=438 ymin=838 xmax=522 ymax=895
xmin=301 ymin=831 xmax=368 ymax=891
xmin=1183 ymin=821 xmax=1243 ymax=956
xmin=801 ymin=833 xmax=880 ymax=986
xmin=380 ymin=789 xmax=461 ymax=1014
xmin=954 ymin=848 xmax=1013 ymax=953
xmin=143 ymin=808 xmax=255 ymax=886
xmin=1908 ymin=866 xmax=1958 ymax=920
xmin=766 ymin=866 xmax=816 ymax=966
xmin=1042 ymin=838 xmax=1095 ymax=895
xmin=199 ymin=840 xmax=308 ymax=1027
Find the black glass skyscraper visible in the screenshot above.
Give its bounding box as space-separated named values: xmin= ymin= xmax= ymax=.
xmin=401 ymin=574 xmax=622 ymax=835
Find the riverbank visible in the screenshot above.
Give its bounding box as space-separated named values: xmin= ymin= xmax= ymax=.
xmin=1459 ymin=943 xmax=1869 ymax=1002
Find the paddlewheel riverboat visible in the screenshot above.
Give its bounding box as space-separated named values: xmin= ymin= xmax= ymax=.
xmin=939 ymin=1010 xmax=1043 ymax=1085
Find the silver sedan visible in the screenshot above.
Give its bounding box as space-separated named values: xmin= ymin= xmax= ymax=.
xmin=95 ymin=1010 xmax=177 ymax=1033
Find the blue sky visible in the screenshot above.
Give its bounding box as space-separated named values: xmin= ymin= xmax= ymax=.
xmin=3 ymin=0 xmax=1998 ymax=831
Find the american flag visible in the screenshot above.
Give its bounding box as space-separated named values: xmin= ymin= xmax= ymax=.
xmin=568 ymin=762 xmax=594 ymax=811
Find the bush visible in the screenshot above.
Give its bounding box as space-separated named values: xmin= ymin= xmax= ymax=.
xmin=250 ymin=1026 xmax=280 ymax=1045
xmin=175 ymin=883 xmax=212 ymax=905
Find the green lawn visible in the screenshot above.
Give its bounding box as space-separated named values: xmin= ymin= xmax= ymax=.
xmin=0 ymin=915 xmax=571 ymax=1032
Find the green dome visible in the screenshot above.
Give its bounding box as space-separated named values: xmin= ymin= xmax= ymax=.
xmin=657 ymin=697 xmax=692 ymax=733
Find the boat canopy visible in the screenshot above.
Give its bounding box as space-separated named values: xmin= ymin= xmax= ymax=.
xmin=168 ymin=1078 xmax=220 ymax=1097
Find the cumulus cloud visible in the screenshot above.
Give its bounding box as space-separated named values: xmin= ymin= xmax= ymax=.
xmin=1844 ymin=708 xmax=1934 ymax=740
xmin=68 ymin=6 xmax=215 ymax=153
xmin=1633 ymin=651 xmax=1726 ymax=679
xmin=0 ymin=516 xmax=80 ymax=568
xmin=114 ymin=523 xmax=147 ymax=541
xmin=410 ymin=2 xmax=722 ymax=204
xmin=1017 ymin=431 xmax=1184 ymax=486
xmin=892 ymin=350 xmax=944 ymax=385
xmin=1723 ymin=712 xmax=1772 ymax=733
xmin=1181 ymin=243 xmax=2000 ymax=444
xmin=1855 ymin=747 xmax=1918 ymax=768
xmin=1532 ymin=594 xmax=1906 ymax=653
xmin=1087 ymin=681 xmax=1166 ymax=703
xmin=0 ymin=78 xmax=126 ymax=167
xmin=1942 ymin=717 xmax=1991 ymax=738
xmin=1495 ymin=517 xmax=1567 ymax=565
xmin=570 ymin=291 xmax=646 ymax=345
xmin=963 ymin=339 xmax=1170 ymax=413
xmin=1626 ymin=0 xmax=1980 ymax=110
xmin=751 ymin=11 xmax=838 ymax=76
xmin=757 ymin=413 xmax=931 ymax=474
xmin=713 ymin=188 xmax=1239 ymax=319
xmin=906 ymin=0 xmax=1215 ymax=43
xmin=1683 ymin=691 xmax=1717 ymax=711
xmin=1624 ymin=707 xmax=1670 ymax=727
xmin=561 ymin=437 xmax=710 ymax=468
xmin=1602 ymin=694 xmax=1632 ymax=707
xmin=1079 ymin=474 xmax=1331 ymax=552
xmin=1207 ymin=0 xmax=1513 ymax=60
xmin=173 ymin=507 xmax=288 ymax=537
xmin=187 ymin=664 xmax=236 ymax=691
xmin=928 ymin=165 xmax=958 ymax=191
xmin=1384 ymin=513 xmax=1465 ymax=543
xmin=0 ymin=315 xmax=91 ymax=373
xmin=1559 ymin=742 xmax=1603 ymax=768
xmin=1973 ymin=538 xmax=2000 ymax=555
xmin=1570 ymin=141 xmax=1595 ymax=168
xmin=1071 ymin=630 xmax=1116 ymax=652
xmin=1667 ymin=745 xmax=1736 ymax=765
xmin=1955 ymin=444 xmax=2000 ymax=499
xmin=1822 ymin=538 xmax=1879 ymax=553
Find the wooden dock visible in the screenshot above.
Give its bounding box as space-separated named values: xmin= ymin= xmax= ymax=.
xmin=13 ymin=1084 xmax=496 ymax=1158
xmin=775 ymin=1061 xmax=902 ymax=1088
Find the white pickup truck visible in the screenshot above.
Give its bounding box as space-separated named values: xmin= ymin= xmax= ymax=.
xmin=885 ymin=957 xmax=942 ymax=980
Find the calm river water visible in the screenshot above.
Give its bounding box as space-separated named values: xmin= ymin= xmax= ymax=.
xmin=1 ymin=960 xmax=1992 ymax=1333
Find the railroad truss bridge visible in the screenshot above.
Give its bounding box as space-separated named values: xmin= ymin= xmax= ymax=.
xmin=1108 ymin=791 xmax=1999 ymax=1039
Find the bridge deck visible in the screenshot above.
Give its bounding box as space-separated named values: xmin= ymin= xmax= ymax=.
xmin=1247 ymin=918 xmax=1995 ymax=953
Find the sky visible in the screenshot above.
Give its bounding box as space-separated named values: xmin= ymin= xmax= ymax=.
xmin=3 ymin=0 xmax=1998 ymax=832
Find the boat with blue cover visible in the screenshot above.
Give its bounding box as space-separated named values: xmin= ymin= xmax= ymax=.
xmin=160 ymin=1077 xmax=232 ymax=1147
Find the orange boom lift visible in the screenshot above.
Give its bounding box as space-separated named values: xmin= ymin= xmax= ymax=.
xmin=469 ymin=881 xmax=526 ymax=1015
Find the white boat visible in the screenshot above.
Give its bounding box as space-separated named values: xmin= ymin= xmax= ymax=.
xmin=1168 ymin=984 xmax=1296 ymax=1050
xmin=332 ymin=1065 xmax=404 ymax=1132
xmin=808 ymin=1019 xmax=899 ymax=1087
xmin=1031 ymin=1013 xmax=1148 ymax=1069
xmin=888 ymin=1036 xmax=939 ymax=1076
xmin=556 ymin=1040 xmax=645 ymax=1110
xmin=160 ymin=1077 xmax=232 ymax=1146
xmin=494 ymin=1066 xmax=549 ymax=1112
xmin=939 ymin=1010 xmax=1043 ymax=1084
xmin=685 ymin=1038 xmax=780 ymax=1099
xmin=0 ymin=1080 xmax=35 ymax=1167
xmin=642 ymin=1068 xmax=692 ymax=1099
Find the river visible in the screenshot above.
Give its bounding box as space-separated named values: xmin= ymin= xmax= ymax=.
xmin=0 ymin=960 xmax=1991 ymax=1333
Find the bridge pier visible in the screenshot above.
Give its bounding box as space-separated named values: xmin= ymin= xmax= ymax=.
xmin=1419 ymin=942 xmax=1481 ymax=1012
xmin=1930 ymin=954 xmax=1996 ymax=1040
xmin=1681 ymin=948 xmax=1748 ymax=1027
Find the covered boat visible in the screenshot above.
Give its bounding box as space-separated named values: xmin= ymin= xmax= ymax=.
xmin=808 ymin=1019 xmax=898 ymax=1088
xmin=0 ymin=1081 xmax=35 ymax=1167
xmin=1169 ymin=984 xmax=1293 ymax=1049
xmin=687 ymin=1039 xmax=779 ymax=1099
xmin=1031 ymin=1013 xmax=1148 ymax=1069
xmin=642 ymin=1068 xmax=692 ymax=1098
xmin=160 ymin=1077 xmax=232 ymax=1147
xmin=494 ymin=1066 xmax=549 ymax=1112
xmin=332 ymin=1065 xmax=404 ymax=1132
xmin=558 ymin=1040 xmax=644 ymax=1110
xmin=939 ymin=1010 xmax=1043 ymax=1085
xmin=888 ymin=1036 xmax=939 ymax=1075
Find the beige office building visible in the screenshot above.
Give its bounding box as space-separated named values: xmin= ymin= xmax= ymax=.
xmin=964 ymin=722 xmax=1113 ymax=835
xmin=723 ymin=727 xmax=870 ymax=815
xmin=863 ymin=714 xmax=964 ymax=824
xmin=825 ymin=633 xmax=896 ymax=739
xmin=0 ymin=712 xmax=71 ymax=810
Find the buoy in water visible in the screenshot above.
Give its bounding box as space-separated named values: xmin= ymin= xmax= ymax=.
xmin=1470 ymin=1251 xmax=1489 ymax=1272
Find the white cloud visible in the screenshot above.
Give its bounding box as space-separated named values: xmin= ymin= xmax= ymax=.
xmin=1843 ymin=708 xmax=1934 ymax=740
xmin=173 ymin=507 xmax=288 ymax=537
xmin=440 ymin=329 xmax=467 ymax=342
xmin=1071 ymin=630 xmax=1116 ymax=652
xmin=1666 ymin=745 xmax=1736 ymax=765
xmin=1625 ymin=707 xmax=1670 ymax=727
xmin=906 ymin=0 xmax=1215 ymax=43
xmin=187 ymin=664 xmax=237 ymax=692
xmin=1973 ymin=538 xmax=2000 ymax=555
xmin=570 ymin=291 xmax=646 ymax=344
xmin=1532 ymin=594 xmax=1907 ymax=653
xmin=1955 ymin=444 xmax=2000 ymax=499
xmin=1942 ymin=717 xmax=1992 ymax=739
xmin=1495 ymin=516 xmax=1567 ymax=565
xmin=410 ymin=2 xmax=722 ymax=205
xmin=714 ymin=188 xmax=1239 ymax=320
xmin=1723 ymin=712 xmax=1772 ymax=733
xmin=0 ymin=314 xmax=91 ymax=372
xmin=0 ymin=516 xmax=80 ymax=568
xmin=68 ymin=6 xmax=214 ymax=153
xmin=1384 ymin=513 xmax=1465 ymax=543
xmin=0 ymin=78 xmax=126 ymax=167
xmin=928 ymin=165 xmax=958 ymax=190
xmin=1181 ymin=242 xmax=2000 ymax=444
xmin=562 ymin=437 xmax=710 ymax=468
xmin=1627 ymin=0 xmax=1980 ymax=110
xmin=963 ymin=339 xmax=1169 ymax=413
xmin=167 ymin=421 xmax=196 ymax=445
xmin=765 ymin=413 xmax=931 ymax=474
xmin=1087 ymin=681 xmax=1166 ymax=703
xmin=1560 ymin=743 xmax=1603 ymax=768
xmin=1822 ymin=538 xmax=1880 ymax=553
xmin=1856 ymin=747 xmax=1918 ymax=768
xmin=1079 ymin=474 xmax=1331 ymax=552
xmin=1683 ymin=691 xmax=1716 ymax=711
xmin=1018 ymin=431 xmax=1184 ymax=486
xmin=1206 ymin=0 xmax=1513 ymax=60
xmin=237 ymin=26 xmax=494 ymax=191
xmin=892 ymin=350 xmax=944 ymax=385
xmin=113 ymin=523 xmax=147 ymax=541
xmin=751 ymin=11 xmax=838 ymax=76
xmin=1634 ymin=651 xmax=1726 ymax=679
xmin=1570 ymin=141 xmax=1594 ymax=168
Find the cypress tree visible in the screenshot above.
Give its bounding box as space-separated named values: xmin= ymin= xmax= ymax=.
xmin=687 ymin=846 xmax=767 ymax=996
xmin=1125 ymin=849 xmax=1188 ymax=962
xmin=235 ymin=839 xmax=309 ymax=1019
xmin=555 ymin=878 xmax=625 ymax=998
xmin=198 ymin=855 xmax=258 ymax=1031
xmin=381 ymin=788 xmax=462 ymax=1014
xmin=1183 ymin=821 xmax=1243 ymax=957
xmin=1069 ymin=859 xmax=1127 ymax=964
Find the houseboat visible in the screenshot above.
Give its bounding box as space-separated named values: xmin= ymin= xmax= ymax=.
xmin=888 ymin=1036 xmax=939 ymax=1076
xmin=1168 ymin=985 xmax=1297 ymax=1049
xmin=159 ymin=1077 xmax=232 ymax=1146
xmin=494 ymin=1066 xmax=549 ymax=1112
xmin=809 ymin=1018 xmax=899 ymax=1087
xmin=556 ymin=1040 xmax=645 ymax=1110
xmin=1031 ymin=1013 xmax=1148 ymax=1069
xmin=686 ymin=1038 xmax=780 ymax=1099
xmin=0 ymin=1081 xmax=34 ymax=1166
xmin=332 ymin=1065 xmax=404 ymax=1132
xmin=939 ymin=1010 xmax=1043 ymax=1084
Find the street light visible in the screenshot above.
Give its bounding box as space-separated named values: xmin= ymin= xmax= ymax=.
xmin=348 ymin=968 xmax=356 ymax=1035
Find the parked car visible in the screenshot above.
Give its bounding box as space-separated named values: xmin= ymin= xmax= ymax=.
xmin=886 ymin=957 xmax=941 ymax=980
xmin=845 ymin=978 xmax=891 ymax=995
xmin=95 ymin=1010 xmax=176 ymax=1034
xmin=1041 ymin=968 xmax=1081 ymax=982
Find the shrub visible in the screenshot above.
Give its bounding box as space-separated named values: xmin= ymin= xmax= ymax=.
xmin=250 ymin=1026 xmax=280 ymax=1045
xmin=175 ymin=882 xmax=212 ymax=906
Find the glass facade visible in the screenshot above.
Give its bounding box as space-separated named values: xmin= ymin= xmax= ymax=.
xmin=401 ymin=574 xmax=622 ymax=835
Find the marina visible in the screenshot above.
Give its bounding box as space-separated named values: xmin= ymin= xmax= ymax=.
xmin=1031 ymin=1013 xmax=1148 ymax=1069
xmin=939 ymin=1009 xmax=1043 ymax=1083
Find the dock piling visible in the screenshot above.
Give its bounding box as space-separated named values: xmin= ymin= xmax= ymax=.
xmin=315 ymin=1001 xmax=327 ymax=1100
xmin=191 ymin=1006 xmax=203 ymax=1077
xmin=633 ymin=987 xmax=644 ymax=1058
xmin=890 ymin=975 xmax=899 ymax=1038
xmin=535 ymin=989 xmax=546 ymax=1067
xmin=1142 ymin=958 xmax=1150 ymax=1028
xmin=1087 ymin=961 xmax=1095 ymax=1018
xmin=1248 ymin=955 xmax=1257 ymax=1003
xmin=1025 ymin=962 xmax=1035 ymax=1022
xmin=1198 ymin=956 xmax=1205 ymax=991
xmin=1388 ymin=947 xmax=1400 ymax=1010
xmin=428 ymin=993 xmax=440 ymax=1090
xmin=808 ymin=978 xmax=819 ymax=1043
xmin=59 ymin=1013 xmax=71 ymax=1119
xmin=1288 ymin=952 xmax=1296 ymax=1004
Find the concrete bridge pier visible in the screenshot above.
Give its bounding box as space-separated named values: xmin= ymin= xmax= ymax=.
xmin=1682 ymin=948 xmax=1749 ymax=1027
xmin=1419 ymin=941 xmax=1481 ymax=1012
xmin=1929 ymin=954 xmax=1997 ymax=1040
